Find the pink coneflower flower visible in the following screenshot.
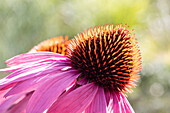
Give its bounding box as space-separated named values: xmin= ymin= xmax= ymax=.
xmin=0 ymin=24 xmax=141 ymax=113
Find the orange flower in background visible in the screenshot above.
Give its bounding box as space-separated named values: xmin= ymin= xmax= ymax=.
xmin=29 ymin=36 xmax=69 ymax=55
xmin=0 ymin=24 xmax=141 ymax=113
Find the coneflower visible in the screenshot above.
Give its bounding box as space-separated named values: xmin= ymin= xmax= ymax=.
xmin=0 ymin=24 xmax=141 ymax=113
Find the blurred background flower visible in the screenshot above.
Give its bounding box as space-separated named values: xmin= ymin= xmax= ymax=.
xmin=0 ymin=0 xmax=170 ymax=112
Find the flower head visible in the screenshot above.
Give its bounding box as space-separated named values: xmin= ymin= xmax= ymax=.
xmin=0 ymin=24 xmax=141 ymax=113
xmin=68 ymin=24 xmax=141 ymax=93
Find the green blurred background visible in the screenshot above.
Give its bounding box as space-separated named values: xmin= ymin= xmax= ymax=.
xmin=0 ymin=0 xmax=170 ymax=112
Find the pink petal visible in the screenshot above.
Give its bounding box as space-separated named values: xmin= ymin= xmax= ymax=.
xmin=65 ymin=80 xmax=76 ymax=92
xmin=7 ymin=56 xmax=70 ymax=67
xmin=0 ymin=93 xmax=24 ymax=113
xmin=0 ymin=83 xmax=16 ymax=91
xmin=0 ymin=63 xmax=69 ymax=90
xmin=7 ymin=92 xmax=33 ymax=113
xmin=6 ymin=52 xmax=69 ymax=66
xmin=60 ymin=83 xmax=76 ymax=99
xmin=26 ymin=69 xmax=80 ymax=113
xmin=2 ymin=60 xmax=67 ymax=79
xmin=84 ymin=87 xmax=107 ymax=113
xmin=120 ymin=93 xmax=135 ymax=113
xmin=6 ymin=52 xmax=64 ymax=62
xmin=0 ymin=62 xmax=51 ymax=80
xmin=0 ymin=67 xmax=21 ymax=73
xmin=8 ymin=63 xmax=68 ymax=80
xmin=77 ymin=77 xmax=88 ymax=85
xmin=107 ymin=91 xmax=122 ymax=113
xmin=0 ymin=59 xmax=69 ymax=73
xmin=4 ymin=75 xmax=48 ymax=97
xmin=105 ymin=89 xmax=111 ymax=106
xmin=0 ymin=52 xmax=72 ymax=92
xmin=0 ymin=89 xmax=11 ymax=104
xmin=119 ymin=95 xmax=127 ymax=113
xmin=116 ymin=93 xmax=127 ymax=113
xmin=47 ymin=83 xmax=98 ymax=113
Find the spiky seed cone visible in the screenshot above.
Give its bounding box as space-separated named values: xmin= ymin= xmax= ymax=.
xmin=29 ymin=36 xmax=68 ymax=55
xmin=67 ymin=24 xmax=142 ymax=93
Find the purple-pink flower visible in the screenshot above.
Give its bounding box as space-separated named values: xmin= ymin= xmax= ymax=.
xmin=0 ymin=24 xmax=141 ymax=113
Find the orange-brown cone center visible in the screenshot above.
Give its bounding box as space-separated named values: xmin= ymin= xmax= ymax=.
xmin=68 ymin=24 xmax=141 ymax=93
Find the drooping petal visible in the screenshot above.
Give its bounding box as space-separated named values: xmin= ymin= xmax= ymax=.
xmin=26 ymin=69 xmax=80 ymax=113
xmin=47 ymin=83 xmax=98 ymax=113
xmin=0 ymin=52 xmax=72 ymax=92
xmin=0 ymin=52 xmax=70 ymax=73
xmin=0 ymin=93 xmax=24 ymax=113
xmin=107 ymin=91 xmax=122 ymax=113
xmin=0 ymin=66 xmax=21 ymax=73
xmin=106 ymin=91 xmax=135 ymax=113
xmin=4 ymin=75 xmax=48 ymax=97
xmin=84 ymin=87 xmax=107 ymax=113
xmin=0 ymin=89 xmax=11 ymax=104
xmin=120 ymin=93 xmax=135 ymax=113
xmin=0 ymin=62 xmax=49 ymax=85
xmin=5 ymin=52 xmax=68 ymax=66
xmin=6 ymin=92 xmax=33 ymax=113
xmin=1 ymin=60 xmax=67 ymax=79
xmin=105 ymin=89 xmax=111 ymax=106
xmin=116 ymin=93 xmax=126 ymax=113
xmin=0 ymin=62 xmax=70 ymax=90
xmin=0 ymin=83 xmax=16 ymax=91
xmin=0 ymin=58 xmax=70 ymax=73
